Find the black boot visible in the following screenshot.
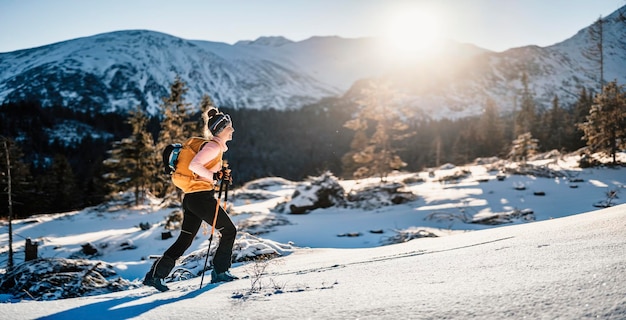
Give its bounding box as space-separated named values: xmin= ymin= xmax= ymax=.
xmin=143 ymin=273 xmax=170 ymax=292
xmin=210 ymin=269 xmax=239 ymax=283
xmin=143 ymin=255 xmax=176 ymax=292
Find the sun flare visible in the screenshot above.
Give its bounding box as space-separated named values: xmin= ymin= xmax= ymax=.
xmin=382 ymin=6 xmax=444 ymax=58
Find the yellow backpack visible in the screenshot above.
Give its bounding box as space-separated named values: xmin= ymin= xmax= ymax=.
xmin=171 ymin=137 xmax=222 ymax=193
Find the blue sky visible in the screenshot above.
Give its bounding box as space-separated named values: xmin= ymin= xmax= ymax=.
xmin=0 ymin=0 xmax=623 ymax=53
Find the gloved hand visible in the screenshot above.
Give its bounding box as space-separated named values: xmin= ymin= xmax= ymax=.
xmin=221 ymin=168 xmax=233 ymax=184
xmin=213 ymin=167 xmax=233 ymax=183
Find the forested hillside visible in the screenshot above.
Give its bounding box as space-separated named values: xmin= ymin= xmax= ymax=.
xmin=1 ymin=76 xmax=613 ymax=217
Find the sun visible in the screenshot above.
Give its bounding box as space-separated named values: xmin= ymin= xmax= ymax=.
xmin=382 ymin=7 xmax=444 ymax=58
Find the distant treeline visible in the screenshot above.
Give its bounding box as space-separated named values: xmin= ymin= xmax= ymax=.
xmin=0 ymin=83 xmax=604 ymax=217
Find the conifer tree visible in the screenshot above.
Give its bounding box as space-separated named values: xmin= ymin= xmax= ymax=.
xmin=341 ymin=123 xmax=369 ymax=178
xmin=568 ymin=87 xmax=594 ymax=151
xmin=103 ymin=107 xmax=156 ymax=206
xmin=157 ymin=76 xmax=194 ymax=150
xmin=477 ymin=98 xmax=505 ymax=156
xmin=509 ymin=132 xmax=539 ymax=166
xmin=452 ymin=125 xmax=475 ymax=165
xmin=515 ymin=73 xmax=538 ymax=138
xmin=84 ymin=155 xmax=107 ymax=207
xmin=1 ymin=137 xmax=15 ymax=271
xmin=155 ymin=76 xmax=195 ymax=197
xmin=0 ymin=137 xmax=34 ymax=218
xmin=343 ymin=81 xmax=410 ymax=182
xmin=573 ymin=87 xmax=594 ymax=124
xmin=539 ymin=95 xmax=568 ymax=151
xmin=578 ymin=81 xmax=626 ymax=164
xmin=431 ymin=134 xmax=443 ymax=167
xmin=38 ymin=154 xmax=79 ymax=212
xmin=128 ymin=107 xmax=157 ymax=205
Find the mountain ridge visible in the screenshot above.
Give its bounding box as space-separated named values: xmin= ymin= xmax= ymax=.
xmin=0 ymin=5 xmax=625 ymax=117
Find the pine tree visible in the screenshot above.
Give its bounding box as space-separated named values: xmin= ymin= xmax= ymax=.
xmin=0 ymin=137 xmax=35 ymax=218
xmin=431 ymin=134 xmax=443 ymax=168
xmin=103 ymin=107 xmax=157 ymax=206
xmin=37 ymin=154 xmax=79 ymax=212
xmin=343 ymin=81 xmax=410 ymax=182
xmin=128 ymin=107 xmax=157 ymax=205
xmin=539 ymin=95 xmax=568 ymax=151
xmin=155 ymin=77 xmax=196 ymax=197
xmin=509 ymin=132 xmax=539 ymax=166
xmin=452 ymin=124 xmax=476 ymax=165
xmin=1 ymin=138 xmax=15 ymax=271
xmin=568 ymin=87 xmax=594 ymax=151
xmin=84 ymin=155 xmax=107 ymax=207
xmin=578 ymin=81 xmax=626 ymax=164
xmin=341 ymin=126 xmax=369 ymax=179
xmin=157 ymin=76 xmax=194 ymax=150
xmin=477 ymin=98 xmax=505 ymax=157
xmin=515 ymin=73 xmax=538 ymax=138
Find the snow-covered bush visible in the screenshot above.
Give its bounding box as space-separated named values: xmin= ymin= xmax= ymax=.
xmin=164 ymin=210 xmax=183 ymax=230
xmin=503 ymin=164 xmax=567 ymax=178
xmin=474 ymin=157 xmax=501 ymax=165
xmin=471 ymin=209 xmax=535 ymax=225
xmin=171 ymin=232 xmax=295 ymax=278
xmin=529 ymin=149 xmax=562 ymax=161
xmin=381 ymin=228 xmax=438 ymax=245
xmin=593 ymin=189 xmax=620 ymax=208
xmin=276 ymin=172 xmax=418 ymax=213
xmin=346 ymin=182 xmax=417 ymax=210
xmin=424 ymin=211 xmax=472 ymax=226
xmin=435 ymin=169 xmax=471 ymax=184
xmin=579 ymin=154 xmax=601 ymax=168
xmin=232 ymin=233 xmax=295 ymax=261
xmin=0 ymin=258 xmax=136 ymax=301
xmin=402 ymin=174 xmax=425 ymax=185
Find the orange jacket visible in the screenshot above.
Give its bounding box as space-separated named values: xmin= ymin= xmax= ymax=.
xmin=171 ymin=137 xmax=223 ymax=193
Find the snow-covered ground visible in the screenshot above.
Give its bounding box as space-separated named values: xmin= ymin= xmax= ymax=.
xmin=0 ymin=152 xmax=625 ymax=319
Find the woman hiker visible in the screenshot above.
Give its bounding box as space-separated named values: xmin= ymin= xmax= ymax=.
xmin=144 ymin=108 xmax=238 ymax=292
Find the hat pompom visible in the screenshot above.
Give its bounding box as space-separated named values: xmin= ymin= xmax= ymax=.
xmin=206 ymin=108 xmax=219 ymax=118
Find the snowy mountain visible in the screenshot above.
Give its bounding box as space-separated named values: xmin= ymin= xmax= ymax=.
xmin=0 ymin=30 xmax=340 ymax=115
xmin=0 ymin=5 xmax=624 ymax=117
xmin=367 ymin=6 xmax=626 ymax=118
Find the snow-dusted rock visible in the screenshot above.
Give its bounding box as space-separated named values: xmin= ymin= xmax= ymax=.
xmin=285 ymin=172 xmax=345 ymax=214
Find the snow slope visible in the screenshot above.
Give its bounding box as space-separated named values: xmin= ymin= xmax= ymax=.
xmin=0 ymin=153 xmax=624 ymax=318
xmin=0 ymin=204 xmax=623 ymax=319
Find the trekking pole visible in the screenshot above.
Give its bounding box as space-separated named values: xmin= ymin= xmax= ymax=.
xmin=199 ymin=178 xmax=224 ymax=289
xmin=224 ymin=179 xmax=229 ymax=209
xmin=223 ymin=167 xmax=231 ymax=209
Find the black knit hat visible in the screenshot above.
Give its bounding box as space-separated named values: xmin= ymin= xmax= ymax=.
xmin=207 ymin=109 xmax=232 ymax=135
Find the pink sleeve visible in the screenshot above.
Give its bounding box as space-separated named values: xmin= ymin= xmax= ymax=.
xmin=188 ymin=142 xmax=221 ymax=180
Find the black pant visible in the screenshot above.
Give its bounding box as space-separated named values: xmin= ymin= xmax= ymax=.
xmin=151 ymin=190 xmax=237 ymax=278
